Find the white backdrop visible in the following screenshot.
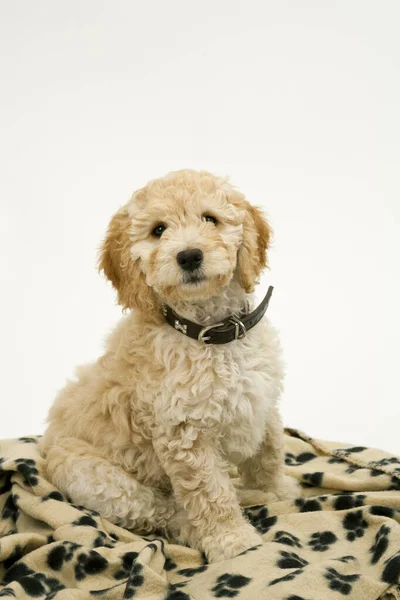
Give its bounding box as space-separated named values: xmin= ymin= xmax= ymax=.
xmin=0 ymin=1 xmax=399 ymax=453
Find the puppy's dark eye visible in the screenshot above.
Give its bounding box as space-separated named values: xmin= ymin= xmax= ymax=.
xmin=152 ymin=224 xmax=167 ymax=238
xmin=203 ymin=215 xmax=218 ymax=225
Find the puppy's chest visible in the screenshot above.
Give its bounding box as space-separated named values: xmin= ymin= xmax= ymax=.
xmin=153 ymin=327 xmax=279 ymax=457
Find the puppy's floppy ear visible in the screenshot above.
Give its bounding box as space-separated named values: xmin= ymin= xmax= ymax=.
xmin=99 ymin=207 xmax=157 ymax=314
xmin=236 ymin=200 xmax=272 ymax=293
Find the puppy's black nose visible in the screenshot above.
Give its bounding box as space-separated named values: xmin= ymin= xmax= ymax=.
xmin=177 ymin=248 xmax=203 ymax=271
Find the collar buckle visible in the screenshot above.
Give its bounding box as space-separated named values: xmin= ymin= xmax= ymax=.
xmin=198 ymin=322 xmax=225 ymax=344
xmin=229 ymin=317 xmax=247 ymax=340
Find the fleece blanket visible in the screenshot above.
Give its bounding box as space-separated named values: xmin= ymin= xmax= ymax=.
xmin=1 ymin=431 xmax=400 ymax=600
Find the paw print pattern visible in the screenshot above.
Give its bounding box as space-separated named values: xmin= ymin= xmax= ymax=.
xmin=333 ymin=494 xmax=366 ymax=511
xmin=277 ymin=551 xmax=308 ymax=569
xmin=164 ymin=585 xmax=191 ymax=599
xmin=14 ymin=459 xmax=39 ymax=487
xmin=178 ymin=565 xmax=208 ymax=577
xmin=302 ymin=472 xmax=324 ymax=487
xmin=337 ymin=446 xmax=367 ymax=455
xmin=211 ymin=573 xmax=252 ymax=598
xmin=328 ymin=457 xmax=346 ymax=465
xmin=269 ymin=569 xmax=304 ymax=587
xmin=41 ymin=491 xmax=65 ymax=502
xmin=2 ymin=495 xmax=19 ymax=523
xmin=369 ymin=457 xmax=400 ymax=470
xmin=93 ymin=531 xmax=118 ymax=549
xmin=274 ymin=530 xmax=302 ymax=548
xmin=244 ymin=505 xmax=277 ymax=534
xmin=382 ymin=552 xmax=400 ymax=585
xmin=3 ymin=563 xmax=65 ymax=598
xmin=3 ymin=545 xmax=23 ymax=571
xmin=47 ymin=542 xmax=80 ymax=571
xmin=370 ymin=525 xmax=390 ymax=564
xmin=389 ymin=477 xmax=400 ymax=491
xmin=73 ymin=515 xmax=98 ymax=528
xmin=370 ymin=506 xmax=395 ymax=518
xmin=74 ymin=550 xmax=108 ymax=581
xmin=346 ymin=465 xmax=361 ymax=474
xmin=114 ymin=552 xmax=139 ymax=580
xmin=285 ymin=452 xmax=317 ymax=466
xmin=343 ymin=510 xmax=369 ymax=542
xmin=295 ymin=498 xmax=323 ymax=513
xmin=308 ymin=531 xmax=337 ymax=552
xmin=324 ymin=568 xmax=360 ymax=595
xmin=123 ymin=562 xmax=145 ymax=599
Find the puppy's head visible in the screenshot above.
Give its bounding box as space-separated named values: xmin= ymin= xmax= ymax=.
xmin=99 ymin=170 xmax=271 ymax=312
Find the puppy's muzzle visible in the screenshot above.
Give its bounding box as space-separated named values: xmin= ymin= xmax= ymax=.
xmin=176 ymin=248 xmax=203 ymax=272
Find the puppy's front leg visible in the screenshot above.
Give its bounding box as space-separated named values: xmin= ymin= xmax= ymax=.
xmin=153 ymin=422 xmax=262 ymax=562
xmin=239 ymin=408 xmax=301 ymax=501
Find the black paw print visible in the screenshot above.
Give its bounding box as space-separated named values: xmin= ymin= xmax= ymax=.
xmin=285 ymin=452 xmax=316 ymax=466
xmin=47 ymin=542 xmax=80 ymax=571
xmin=274 ymin=530 xmax=302 ymax=548
xmin=277 ymin=551 xmax=308 ymax=569
xmin=389 ymin=477 xmax=400 ymax=491
xmin=337 ymin=446 xmax=367 ymax=455
xmin=41 ymin=491 xmax=64 ymax=502
xmin=333 ymin=494 xmax=366 ymax=511
xmin=328 ymin=456 xmax=346 ymax=465
xmin=370 ymin=525 xmax=390 ymax=564
xmin=269 ymin=569 xmax=304 ymax=587
xmin=2 ymin=494 xmax=19 ymax=523
xmin=302 ymin=472 xmax=324 ymax=487
xmin=14 ymin=459 xmax=39 ymax=486
xmin=244 ymin=505 xmax=277 ymax=534
xmin=114 ymin=552 xmax=139 ymax=580
xmin=3 ymin=545 xmax=23 ymax=571
xmin=295 ymin=498 xmax=323 ymax=513
xmin=74 ymin=551 xmax=108 ymax=581
xmin=382 ymin=552 xmax=400 ymax=585
xmin=324 ymin=568 xmax=360 ymax=595
xmin=70 ymin=503 xmax=100 ymax=517
xmin=93 ymin=531 xmax=118 ymax=549
xmin=369 ymin=457 xmax=400 ymax=470
xmin=346 ymin=465 xmax=361 ymax=474
xmin=211 ymin=573 xmax=252 ymax=598
xmin=124 ymin=562 xmax=145 ymax=599
xmin=72 ymin=515 xmax=98 ymax=528
xmin=309 ymin=531 xmax=337 ymax=552
xmin=178 ymin=565 xmax=207 ymax=577
xmin=343 ymin=510 xmax=368 ymax=542
xmin=370 ymin=506 xmax=395 ymax=518
xmin=3 ymin=563 xmax=65 ymax=598
xmin=164 ymin=584 xmax=191 ymax=599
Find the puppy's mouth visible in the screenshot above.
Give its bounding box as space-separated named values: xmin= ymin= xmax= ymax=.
xmin=181 ymin=271 xmax=205 ymax=285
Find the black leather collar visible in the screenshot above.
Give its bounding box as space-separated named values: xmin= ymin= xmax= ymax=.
xmin=163 ymin=286 xmax=273 ymax=344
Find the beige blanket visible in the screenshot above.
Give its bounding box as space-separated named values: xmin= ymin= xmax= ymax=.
xmin=1 ymin=430 xmax=400 ymax=599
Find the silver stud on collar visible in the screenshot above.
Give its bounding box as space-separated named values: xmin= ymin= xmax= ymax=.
xmin=174 ymin=320 xmax=187 ymax=335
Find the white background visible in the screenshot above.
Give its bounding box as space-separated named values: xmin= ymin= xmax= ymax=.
xmin=0 ymin=1 xmax=399 ymax=453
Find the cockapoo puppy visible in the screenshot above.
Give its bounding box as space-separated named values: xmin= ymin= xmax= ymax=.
xmin=40 ymin=169 xmax=299 ymax=562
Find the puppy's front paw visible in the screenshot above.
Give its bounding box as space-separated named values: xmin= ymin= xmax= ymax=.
xmin=275 ymin=474 xmax=301 ymax=501
xmin=204 ymin=523 xmax=263 ymax=563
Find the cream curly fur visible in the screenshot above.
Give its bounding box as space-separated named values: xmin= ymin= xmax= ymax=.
xmin=40 ymin=169 xmax=300 ymax=562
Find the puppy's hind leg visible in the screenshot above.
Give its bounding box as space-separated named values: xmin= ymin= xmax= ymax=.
xmin=42 ymin=437 xmax=176 ymax=534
